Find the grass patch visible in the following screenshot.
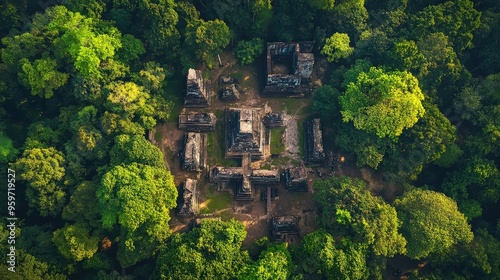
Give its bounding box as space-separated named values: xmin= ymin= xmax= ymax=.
xmin=203 ymin=68 xmax=211 ymax=79
xmin=297 ymin=104 xmax=312 ymax=116
xmin=261 ymin=163 xmax=272 ymax=170
xmin=270 ymin=127 xmax=286 ymax=154
xmin=270 ymin=156 xmax=291 ymax=166
xmin=219 ymin=211 xmax=235 ymax=221
xmin=281 ymin=98 xmax=307 ymax=114
xmin=214 ymin=109 xmax=224 ymax=119
xmin=200 ymin=187 xmax=233 ymax=214
xmin=207 ymin=109 xmax=238 ymax=167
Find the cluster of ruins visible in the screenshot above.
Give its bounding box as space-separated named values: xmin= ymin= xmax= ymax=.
xmin=175 ymin=42 xmax=326 ymax=242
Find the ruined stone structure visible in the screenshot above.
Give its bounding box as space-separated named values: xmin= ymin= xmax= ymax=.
xmin=219 ymin=76 xmax=239 ymax=84
xmin=264 ymin=42 xmax=315 ymax=96
xmin=210 ymin=154 xmax=279 ymax=201
xmin=283 ymin=167 xmax=308 ymax=192
xmin=261 ymin=187 xmax=278 ymax=201
xmin=225 ymin=107 xmax=267 ymax=160
xmin=181 ymin=132 xmax=207 ymax=171
xmin=304 ymin=118 xmax=326 ymax=164
xmin=221 ymin=84 xmax=241 ymax=102
xmin=185 ymin=68 xmax=211 ymax=107
xmin=178 ymin=179 xmax=199 ymax=216
xmin=263 ymin=113 xmax=284 ymax=127
xmin=272 ymin=216 xmax=300 ymax=243
xmin=178 ymin=112 xmax=216 ymax=132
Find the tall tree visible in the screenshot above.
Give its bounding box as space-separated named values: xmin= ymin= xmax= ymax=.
xmin=394 ymin=189 xmax=473 ymax=259
xmin=0 ymin=252 xmax=67 ymax=280
xmin=427 ymin=228 xmax=500 ymax=279
xmin=239 ymin=243 xmax=291 ymax=280
xmin=52 ymin=223 xmax=99 ymax=261
xmin=0 ymin=133 xmax=17 ymax=163
xmin=340 ymin=66 xmax=425 ymax=139
xmin=110 ymin=134 xmax=165 ymax=168
xmin=152 ymin=219 xmax=250 ymax=280
xmin=98 ymin=163 xmax=177 ymax=267
xmin=183 ymin=19 xmax=231 ymax=68
xmin=321 ymin=32 xmax=354 ymax=62
xmin=14 ymin=147 xmax=66 ymax=216
xmin=19 ymin=58 xmax=68 ymax=99
xmin=62 ymin=181 xmax=101 ymax=228
xmin=331 ymin=0 xmax=368 ymax=38
xmin=314 ymin=176 xmax=406 ymax=257
xmin=408 ymin=0 xmax=481 ymax=52
xmin=294 ymin=230 xmax=369 ymax=280
xmin=234 ymin=38 xmax=265 ymax=65
xmin=140 ymin=0 xmax=180 ymax=60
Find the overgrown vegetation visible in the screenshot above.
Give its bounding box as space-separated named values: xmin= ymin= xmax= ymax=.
xmin=199 ymin=185 xmax=233 ymax=215
xmin=270 ymin=127 xmax=286 ymax=155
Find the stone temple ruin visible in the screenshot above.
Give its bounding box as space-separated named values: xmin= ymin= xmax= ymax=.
xmin=272 ymin=216 xmax=300 ymax=244
xmin=264 ymin=42 xmax=315 ymax=96
xmin=181 ymin=132 xmax=207 ymax=171
xmin=178 ymin=112 xmax=216 ymax=132
xmin=185 ymin=68 xmax=211 ymax=107
xmin=225 ymin=107 xmax=267 ymax=160
xmin=208 ymin=105 xmax=287 ymax=201
xmin=304 ymin=118 xmax=325 ymax=164
xmin=178 ymin=179 xmax=199 ymax=216
xmin=219 ymin=76 xmax=242 ymax=102
xmin=263 ymin=113 xmax=284 ymax=127
xmin=283 ymin=167 xmax=308 ymax=192
xmin=221 ymin=84 xmax=242 ymax=102
xmin=173 ymin=50 xmax=320 ymax=242
xmin=210 ymin=154 xmax=280 ymax=201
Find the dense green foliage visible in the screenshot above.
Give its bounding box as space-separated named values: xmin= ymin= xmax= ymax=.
xmin=294 ymin=230 xmax=369 ymax=279
xmin=314 ymin=176 xmax=406 ymax=258
xmin=340 ymin=66 xmax=425 ymax=139
xmin=0 ymin=0 xmax=498 ymax=278
xmin=152 ymin=219 xmax=249 ymax=279
xmin=321 ymin=32 xmax=354 ymax=62
xmin=234 ymin=38 xmax=265 ymax=65
xmin=395 ymin=189 xmax=474 ymax=259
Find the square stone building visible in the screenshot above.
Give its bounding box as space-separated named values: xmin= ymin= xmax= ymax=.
xmin=263 ymin=42 xmax=315 ymax=96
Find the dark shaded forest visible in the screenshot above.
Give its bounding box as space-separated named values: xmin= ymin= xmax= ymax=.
xmin=0 ymin=0 xmax=499 ymax=279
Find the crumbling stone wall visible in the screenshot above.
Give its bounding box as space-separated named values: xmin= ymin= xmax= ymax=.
xmin=178 ymin=112 xmax=216 ymax=132
xmin=264 ymin=42 xmax=315 ymax=96
xmin=304 ymin=118 xmax=326 ymax=164
xmin=178 ymin=179 xmax=199 ymax=216
xmin=185 ymin=68 xmax=211 ymax=107
xmin=182 ymin=132 xmax=207 ymax=171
